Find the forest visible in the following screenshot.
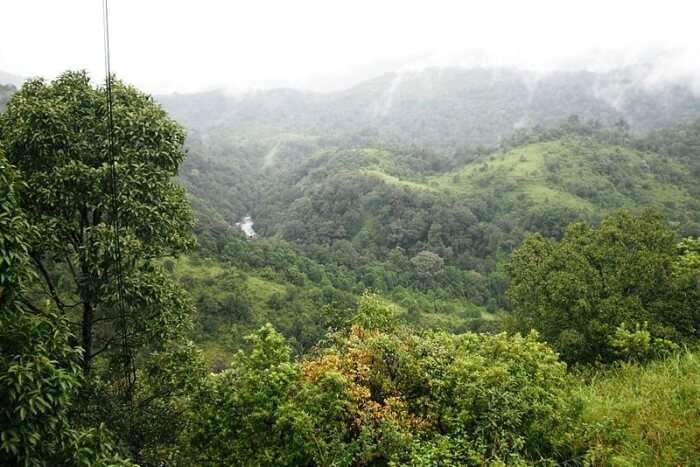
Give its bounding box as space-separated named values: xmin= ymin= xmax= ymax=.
xmin=0 ymin=66 xmax=699 ymax=467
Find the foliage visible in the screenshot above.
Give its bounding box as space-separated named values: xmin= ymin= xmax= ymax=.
xmin=0 ymin=153 xmax=131 ymax=466
xmin=508 ymin=210 xmax=699 ymax=363
xmin=608 ymin=322 xmax=679 ymax=362
xmin=410 ymin=250 xmax=444 ymax=275
xmin=179 ymin=227 xmax=489 ymax=360
xmin=0 ymin=71 xmax=202 ymax=463
xmin=3 ymin=65 xmax=700 ymax=466
xmin=185 ymin=130 xmax=700 ymax=320
xmin=573 ymin=349 xmax=700 ymax=466
xmin=184 ymin=296 xmax=581 ymax=466
xmin=185 ymin=324 xmax=302 ymax=466
xmin=351 ymin=291 xmax=399 ymax=331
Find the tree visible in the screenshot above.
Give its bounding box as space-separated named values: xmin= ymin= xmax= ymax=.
xmin=0 ymin=71 xmax=202 ymax=463
xmin=508 ymin=210 xmax=697 ymax=363
xmin=0 ymin=152 xmax=132 ymax=466
xmin=410 ymin=250 xmax=444 ymax=275
xmin=668 ymin=238 xmax=700 ymax=337
xmin=185 ymin=325 xmax=302 ymax=466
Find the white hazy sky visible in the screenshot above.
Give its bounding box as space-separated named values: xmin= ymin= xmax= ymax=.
xmin=1 ymin=0 xmax=699 ymax=94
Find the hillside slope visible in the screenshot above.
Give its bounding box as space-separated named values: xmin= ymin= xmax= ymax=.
xmin=179 ymin=127 xmax=700 ymax=317
xmin=258 ymin=133 xmax=700 ymax=254
xmin=159 ymin=65 xmax=700 ymax=150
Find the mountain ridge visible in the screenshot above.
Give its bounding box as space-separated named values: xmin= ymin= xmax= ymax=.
xmin=157 ymin=64 xmax=700 ymax=150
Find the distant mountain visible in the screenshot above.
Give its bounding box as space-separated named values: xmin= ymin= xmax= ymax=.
xmin=0 ymin=70 xmax=24 ymax=87
xmin=158 ymin=64 xmax=700 ymax=151
xmin=0 ymin=84 xmax=16 ymax=113
xmin=0 ymin=71 xmax=23 ymax=113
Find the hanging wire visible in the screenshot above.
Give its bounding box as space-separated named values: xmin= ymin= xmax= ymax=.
xmin=102 ymin=0 xmax=136 ymax=401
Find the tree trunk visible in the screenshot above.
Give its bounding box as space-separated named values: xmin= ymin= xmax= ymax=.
xmin=82 ymin=301 xmax=94 ymax=373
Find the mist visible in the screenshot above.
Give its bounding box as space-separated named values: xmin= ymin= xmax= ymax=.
xmin=1 ymin=0 xmax=699 ymax=94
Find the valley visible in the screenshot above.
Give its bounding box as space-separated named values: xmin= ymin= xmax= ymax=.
xmin=1 ymin=53 xmax=699 ymax=466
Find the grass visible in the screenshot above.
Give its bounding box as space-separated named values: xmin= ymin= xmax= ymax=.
xmin=427 ymin=141 xmax=557 ymax=192
xmin=361 ymin=169 xmax=438 ymax=192
xmin=524 ymin=184 xmax=596 ymax=211
xmin=245 ymin=275 xmax=287 ymax=302
xmin=573 ymin=350 xmax=700 ymax=466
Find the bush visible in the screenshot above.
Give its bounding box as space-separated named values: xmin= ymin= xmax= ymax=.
xmin=184 ymin=295 xmax=582 ymax=466
xmin=609 ymin=322 xmax=679 ymax=362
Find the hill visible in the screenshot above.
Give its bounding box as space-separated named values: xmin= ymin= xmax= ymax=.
xmin=158 ymin=64 xmax=700 ymax=150
xmin=0 ymin=83 xmax=16 ymax=113
xmin=179 ymin=123 xmax=700 ymax=325
xmin=0 ymin=70 xmax=24 ymax=87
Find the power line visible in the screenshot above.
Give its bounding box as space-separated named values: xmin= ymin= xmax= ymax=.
xmin=102 ymin=0 xmax=136 ymax=402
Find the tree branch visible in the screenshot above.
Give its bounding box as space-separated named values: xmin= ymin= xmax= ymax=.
xmin=88 ymin=336 xmax=117 ymax=362
xmin=30 ymin=253 xmax=66 ymax=313
xmin=63 ymin=251 xmax=79 ymax=286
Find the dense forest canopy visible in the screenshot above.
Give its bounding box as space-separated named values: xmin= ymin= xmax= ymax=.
xmin=0 ymin=63 xmax=699 ymax=466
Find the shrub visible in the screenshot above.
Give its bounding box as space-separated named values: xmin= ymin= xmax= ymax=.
xmin=185 ymin=295 xmax=582 ymax=466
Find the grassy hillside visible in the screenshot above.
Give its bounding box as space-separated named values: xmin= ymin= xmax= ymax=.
xmin=170 ymin=235 xmax=492 ymax=365
xmin=574 ymin=350 xmax=700 ymax=465
xmin=378 ymin=136 xmax=699 ymax=227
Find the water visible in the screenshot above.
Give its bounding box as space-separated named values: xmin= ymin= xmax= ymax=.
xmin=236 ymin=216 xmax=256 ymax=239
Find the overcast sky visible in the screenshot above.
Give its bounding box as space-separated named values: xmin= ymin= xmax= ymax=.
xmin=1 ymin=0 xmax=699 ymax=94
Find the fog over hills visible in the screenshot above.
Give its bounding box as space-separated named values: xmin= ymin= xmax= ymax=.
xmin=0 ymin=70 xmax=24 ymax=88
xmin=3 ymin=1 xmax=700 ymax=464
xmin=157 ymin=61 xmax=700 ymax=150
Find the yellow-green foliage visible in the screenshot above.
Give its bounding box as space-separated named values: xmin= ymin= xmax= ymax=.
xmin=351 ymin=137 xmax=697 ymax=222
xmin=574 ymin=350 xmax=700 ymax=466
xmin=184 ymin=308 xmax=579 ymax=466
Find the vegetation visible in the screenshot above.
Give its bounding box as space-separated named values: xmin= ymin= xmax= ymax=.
xmin=1 ymin=70 xmax=698 ymax=466
xmin=0 ymin=150 xmax=132 ymax=466
xmin=185 ymin=295 xmax=581 ymax=466
xmin=159 ymin=66 xmax=700 ymax=150
xmin=0 ymin=72 xmax=205 ymax=464
xmin=574 ymin=349 xmax=700 ymax=466
xmin=509 ymin=210 xmax=698 ymax=363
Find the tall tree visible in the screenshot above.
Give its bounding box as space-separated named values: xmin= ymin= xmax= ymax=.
xmin=0 ymin=152 xmax=132 ymax=466
xmin=1 ymin=71 xmax=195 ymax=373
xmin=0 ymin=71 xmax=203 ymax=464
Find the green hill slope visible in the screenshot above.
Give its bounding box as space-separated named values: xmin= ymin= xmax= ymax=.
xmin=261 ymin=132 xmax=700 ymax=252
xmin=175 ymin=122 xmax=700 ymax=360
